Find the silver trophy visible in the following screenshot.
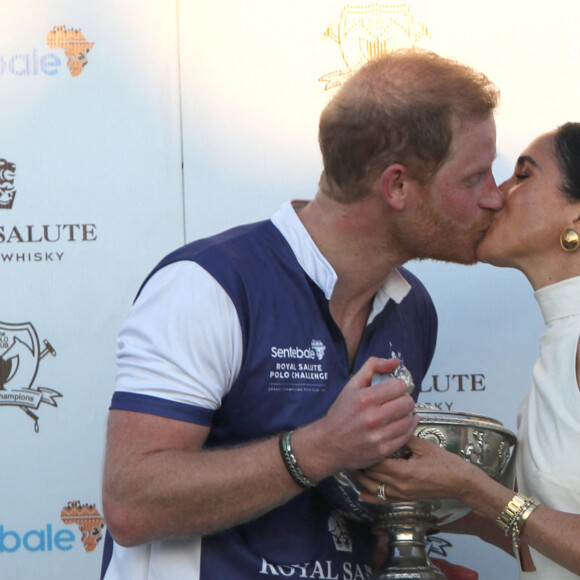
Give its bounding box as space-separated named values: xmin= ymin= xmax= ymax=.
xmin=318 ymin=370 xmax=517 ymax=580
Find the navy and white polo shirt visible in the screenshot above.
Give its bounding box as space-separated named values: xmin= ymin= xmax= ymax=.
xmin=101 ymin=201 xmax=438 ymax=580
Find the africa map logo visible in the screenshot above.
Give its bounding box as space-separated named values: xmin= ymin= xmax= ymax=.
xmin=46 ymin=25 xmax=94 ymax=77
xmin=0 ymin=24 xmax=94 ymax=77
xmin=1 ymin=501 xmax=105 ymax=554
xmin=61 ymin=501 xmax=105 ymax=552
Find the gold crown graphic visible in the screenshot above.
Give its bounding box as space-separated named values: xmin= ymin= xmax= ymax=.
xmin=320 ymin=3 xmax=430 ymax=90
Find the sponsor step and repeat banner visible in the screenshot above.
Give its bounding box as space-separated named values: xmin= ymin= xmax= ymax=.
xmin=2 ymin=1 xmax=580 ymax=578
xmin=1 ymin=2 xmax=184 ymax=578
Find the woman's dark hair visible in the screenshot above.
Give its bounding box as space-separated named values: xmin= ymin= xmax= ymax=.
xmin=554 ymin=122 xmax=580 ymax=201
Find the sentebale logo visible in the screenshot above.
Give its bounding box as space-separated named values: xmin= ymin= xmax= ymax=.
xmin=0 ymin=25 xmax=94 ymax=78
xmin=0 ymin=500 xmax=105 ymax=554
xmin=61 ymin=501 xmax=105 ymax=553
xmin=46 ymin=25 xmax=95 ymax=77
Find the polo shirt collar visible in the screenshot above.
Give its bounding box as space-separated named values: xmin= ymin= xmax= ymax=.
xmin=271 ymin=201 xmax=411 ymax=324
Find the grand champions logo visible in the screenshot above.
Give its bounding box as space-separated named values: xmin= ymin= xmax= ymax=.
xmin=0 ymin=321 xmax=61 ymax=432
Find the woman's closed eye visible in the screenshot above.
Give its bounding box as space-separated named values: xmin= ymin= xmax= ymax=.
xmin=515 ymin=172 xmax=530 ymax=183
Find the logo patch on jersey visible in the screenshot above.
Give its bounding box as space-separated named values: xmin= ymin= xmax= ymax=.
xmin=268 ymin=339 xmax=329 ymax=393
xmin=328 ymin=513 xmax=353 ymax=553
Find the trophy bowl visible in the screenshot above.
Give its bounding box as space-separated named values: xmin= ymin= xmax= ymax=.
xmin=317 ymin=404 xmax=517 ymax=580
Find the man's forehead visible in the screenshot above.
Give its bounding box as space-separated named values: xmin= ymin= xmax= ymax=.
xmin=447 ymin=117 xmax=496 ymax=160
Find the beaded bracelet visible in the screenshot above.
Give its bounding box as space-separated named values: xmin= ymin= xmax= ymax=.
xmin=279 ymin=430 xmax=316 ymax=489
xmin=496 ymin=492 xmax=541 ymax=567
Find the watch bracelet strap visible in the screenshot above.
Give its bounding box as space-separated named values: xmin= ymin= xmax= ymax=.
xmin=496 ymin=492 xmax=541 ymax=570
xmin=496 ymin=492 xmax=528 ymax=533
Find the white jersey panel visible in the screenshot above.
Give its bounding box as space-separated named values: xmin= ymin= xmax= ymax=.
xmin=102 ymin=537 xmax=201 ymax=580
xmin=115 ymin=261 xmax=243 ymax=410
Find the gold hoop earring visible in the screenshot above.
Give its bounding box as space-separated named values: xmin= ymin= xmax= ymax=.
xmin=560 ymin=228 xmax=580 ymax=252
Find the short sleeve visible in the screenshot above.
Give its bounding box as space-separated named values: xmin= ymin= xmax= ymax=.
xmin=112 ymin=261 xmax=243 ymax=422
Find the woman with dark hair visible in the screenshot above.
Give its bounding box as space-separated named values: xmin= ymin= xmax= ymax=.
xmin=358 ymin=123 xmax=580 ymax=579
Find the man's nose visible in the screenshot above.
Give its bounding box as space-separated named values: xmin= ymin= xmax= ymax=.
xmin=498 ymin=179 xmax=511 ymax=196
xmin=480 ymin=176 xmax=505 ymax=210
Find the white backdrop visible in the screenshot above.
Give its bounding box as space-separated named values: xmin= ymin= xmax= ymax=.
xmin=0 ymin=2 xmax=184 ymax=578
xmin=2 ymin=1 xmax=579 ymax=578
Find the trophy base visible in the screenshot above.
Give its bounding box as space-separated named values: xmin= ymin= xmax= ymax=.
xmin=369 ymin=502 xmax=446 ymax=580
xmin=369 ymin=564 xmax=445 ymax=580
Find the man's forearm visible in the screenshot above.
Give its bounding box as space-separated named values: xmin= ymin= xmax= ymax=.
xmin=104 ymin=433 xmax=304 ymax=546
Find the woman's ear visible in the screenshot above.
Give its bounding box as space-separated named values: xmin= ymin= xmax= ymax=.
xmin=380 ymin=164 xmax=414 ymax=211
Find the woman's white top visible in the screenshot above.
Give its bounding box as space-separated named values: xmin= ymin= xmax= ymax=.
xmin=517 ymin=276 xmax=580 ymax=579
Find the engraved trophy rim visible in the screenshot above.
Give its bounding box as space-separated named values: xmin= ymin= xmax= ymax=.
xmin=412 ymin=404 xmax=517 ymax=443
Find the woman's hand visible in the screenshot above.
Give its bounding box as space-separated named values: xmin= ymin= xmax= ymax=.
xmin=355 ymin=435 xmax=478 ymax=504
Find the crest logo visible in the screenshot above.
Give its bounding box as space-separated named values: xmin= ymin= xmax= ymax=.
xmin=0 ymin=160 xmax=16 ymax=209
xmin=320 ymin=3 xmax=431 ymax=90
xmin=311 ymin=339 xmax=326 ymax=361
xmin=46 ymin=26 xmax=94 ymax=77
xmin=328 ymin=513 xmax=353 ymax=552
xmin=0 ymin=321 xmax=61 ymax=432
xmin=61 ymin=501 xmax=105 ymax=553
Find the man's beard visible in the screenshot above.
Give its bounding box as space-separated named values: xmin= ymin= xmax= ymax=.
xmin=390 ymin=196 xmax=489 ymax=265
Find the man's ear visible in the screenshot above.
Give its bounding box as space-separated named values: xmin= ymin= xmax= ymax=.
xmin=380 ymin=164 xmax=414 ymax=211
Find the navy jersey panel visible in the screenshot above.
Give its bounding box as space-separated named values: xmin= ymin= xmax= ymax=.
xmin=130 ymin=218 xmax=438 ymax=578
xmin=200 ymin=494 xmax=376 ymax=578
xmin=143 ymin=220 xmax=437 ymax=443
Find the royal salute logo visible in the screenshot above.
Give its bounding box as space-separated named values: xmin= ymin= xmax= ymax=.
xmin=319 ymin=3 xmax=431 ymax=90
xmin=0 ymin=160 xmax=99 ymax=263
xmin=61 ymin=501 xmax=105 ymax=553
xmin=46 ymin=25 xmax=94 ymax=77
xmin=0 ymin=321 xmax=62 ymax=432
xmin=420 ymin=372 xmax=487 ymax=411
xmin=0 ymin=160 xmax=16 ymax=209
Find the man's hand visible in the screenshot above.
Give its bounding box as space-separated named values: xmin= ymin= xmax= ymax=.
xmin=293 ymin=357 xmax=419 ymax=482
